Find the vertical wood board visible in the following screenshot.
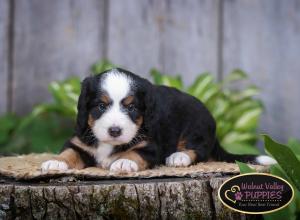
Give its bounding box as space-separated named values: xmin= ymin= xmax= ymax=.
xmin=12 ymin=0 xmax=107 ymax=114
xmin=107 ymin=0 xmax=163 ymax=80
xmin=0 ymin=0 xmax=9 ymax=114
xmin=222 ymin=0 xmax=300 ymax=141
xmin=160 ymin=0 xmax=220 ymax=85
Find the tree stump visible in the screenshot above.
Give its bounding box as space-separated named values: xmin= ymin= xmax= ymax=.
xmin=0 ymin=154 xmax=265 ymax=219
xmin=0 ymin=176 xmax=264 ymax=219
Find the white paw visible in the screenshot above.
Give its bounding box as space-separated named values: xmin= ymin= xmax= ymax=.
xmin=110 ymin=159 xmax=139 ymax=172
xmin=41 ymin=160 xmax=69 ymax=172
xmin=256 ymin=155 xmax=277 ymax=165
xmin=166 ymin=152 xmax=192 ymax=167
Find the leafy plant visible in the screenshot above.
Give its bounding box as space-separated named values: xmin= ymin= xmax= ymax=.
xmin=0 ymin=60 xmax=263 ymax=155
xmin=238 ymin=135 xmax=300 ymax=220
xmin=0 ymin=60 xmax=115 ymax=155
xmin=264 ymin=135 xmax=300 ymax=191
xmin=236 ymin=161 xmax=256 ymax=173
xmin=151 ymin=69 xmax=263 ymax=155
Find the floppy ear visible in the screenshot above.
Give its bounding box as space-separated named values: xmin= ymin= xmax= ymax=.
xmin=75 ymin=76 xmax=93 ymax=136
xmin=142 ymin=83 xmax=158 ymax=134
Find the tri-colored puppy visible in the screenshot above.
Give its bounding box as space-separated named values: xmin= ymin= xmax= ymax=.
xmin=41 ymin=68 xmax=276 ymax=172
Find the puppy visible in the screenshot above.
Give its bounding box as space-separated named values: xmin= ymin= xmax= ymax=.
xmin=41 ymin=68 xmax=276 ymax=172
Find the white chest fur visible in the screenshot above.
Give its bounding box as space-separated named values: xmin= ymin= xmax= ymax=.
xmin=95 ymin=143 xmax=114 ymax=168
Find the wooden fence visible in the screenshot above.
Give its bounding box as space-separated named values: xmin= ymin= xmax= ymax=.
xmin=0 ymin=0 xmax=299 ymax=142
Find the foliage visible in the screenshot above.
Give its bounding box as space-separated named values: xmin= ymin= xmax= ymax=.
xmin=151 ymin=68 xmax=262 ymax=155
xmin=0 ymin=60 xmax=262 ymax=155
xmin=236 ymin=161 xmax=255 ymax=173
xmin=238 ymin=135 xmax=300 ymax=220
xmin=0 ymin=60 xmax=115 ymax=154
xmin=263 ymin=135 xmax=300 ymax=191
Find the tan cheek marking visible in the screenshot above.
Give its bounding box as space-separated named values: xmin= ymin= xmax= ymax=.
xmin=54 ymin=148 xmax=85 ymax=169
xmin=123 ymin=95 xmax=134 ymax=105
xmin=136 ymin=116 xmax=143 ymax=127
xmin=88 ymin=114 xmax=95 ymax=127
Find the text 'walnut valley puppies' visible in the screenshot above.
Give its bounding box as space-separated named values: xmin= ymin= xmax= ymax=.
xmin=41 ymin=68 xmax=276 ymax=173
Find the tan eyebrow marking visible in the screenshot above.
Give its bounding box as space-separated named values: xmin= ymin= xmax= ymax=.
xmin=99 ymin=94 xmax=111 ymax=104
xmin=122 ymin=95 xmax=134 ymax=106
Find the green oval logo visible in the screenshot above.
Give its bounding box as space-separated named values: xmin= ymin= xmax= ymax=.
xmin=218 ymin=173 xmax=294 ymax=214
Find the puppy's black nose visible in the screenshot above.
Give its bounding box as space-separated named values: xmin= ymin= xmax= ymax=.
xmin=108 ymin=126 xmax=122 ymax=137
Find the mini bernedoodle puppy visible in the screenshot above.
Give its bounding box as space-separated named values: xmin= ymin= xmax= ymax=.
xmin=41 ymin=68 xmax=276 ymax=172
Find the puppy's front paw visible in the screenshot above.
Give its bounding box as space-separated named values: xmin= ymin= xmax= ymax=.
xmin=41 ymin=160 xmax=69 ymax=172
xmin=110 ymin=159 xmax=139 ymax=172
xmin=166 ymin=152 xmax=192 ymax=167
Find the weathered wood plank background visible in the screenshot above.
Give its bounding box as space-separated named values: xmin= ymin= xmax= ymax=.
xmin=0 ymin=0 xmax=299 ymax=142
xmin=0 ymin=0 xmax=9 ymax=114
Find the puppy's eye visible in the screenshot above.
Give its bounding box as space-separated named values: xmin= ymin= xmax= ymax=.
xmin=127 ymin=103 xmax=135 ymax=112
xmin=99 ymin=103 xmax=107 ymax=111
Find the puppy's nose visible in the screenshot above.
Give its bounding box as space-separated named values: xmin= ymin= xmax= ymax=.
xmin=108 ymin=126 xmax=122 ymax=138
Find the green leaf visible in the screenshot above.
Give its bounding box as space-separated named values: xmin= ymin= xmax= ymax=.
xmin=263 ymin=135 xmax=300 ymax=191
xmin=45 ymin=77 xmax=80 ymax=119
xmin=230 ymin=86 xmax=260 ymax=101
xmin=210 ymin=98 xmax=229 ymax=119
xmin=216 ymin=120 xmax=233 ymax=140
xmin=263 ymin=165 xmax=297 ymax=220
xmin=222 ymin=142 xmax=260 ymax=155
xmin=150 ymin=69 xmax=163 ymax=84
xmin=236 ymin=161 xmax=256 ymax=173
xmin=225 ymin=100 xmax=262 ymax=120
xmin=288 ymin=138 xmax=300 ymax=156
xmin=234 ymin=108 xmax=262 ymax=131
xmin=0 ymin=114 xmax=19 ymax=144
xmin=150 ymin=69 xmax=183 ymax=90
xmin=187 ymin=73 xmax=214 ymax=98
xmin=90 ymin=59 xmax=116 ymax=74
xmin=222 ymin=132 xmax=257 ymax=146
xmin=223 ymin=69 xmax=248 ymax=83
xmin=198 ymin=84 xmax=220 ymax=103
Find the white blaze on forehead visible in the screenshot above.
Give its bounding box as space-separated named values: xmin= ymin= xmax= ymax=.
xmin=102 ymin=70 xmax=132 ymax=101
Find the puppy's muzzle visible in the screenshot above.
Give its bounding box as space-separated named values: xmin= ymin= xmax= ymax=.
xmin=108 ymin=126 xmax=122 ymax=138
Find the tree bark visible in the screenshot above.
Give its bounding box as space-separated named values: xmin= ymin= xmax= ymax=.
xmin=0 ymin=176 xmax=260 ymax=220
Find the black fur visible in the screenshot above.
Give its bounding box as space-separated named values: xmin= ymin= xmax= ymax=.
xmin=64 ymin=68 xmax=259 ymax=168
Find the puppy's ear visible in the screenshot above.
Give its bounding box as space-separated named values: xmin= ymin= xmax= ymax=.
xmin=142 ymin=83 xmax=158 ymax=133
xmin=76 ymin=76 xmax=93 ymax=136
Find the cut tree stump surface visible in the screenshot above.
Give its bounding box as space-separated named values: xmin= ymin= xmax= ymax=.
xmin=0 ymin=154 xmax=267 ymax=219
